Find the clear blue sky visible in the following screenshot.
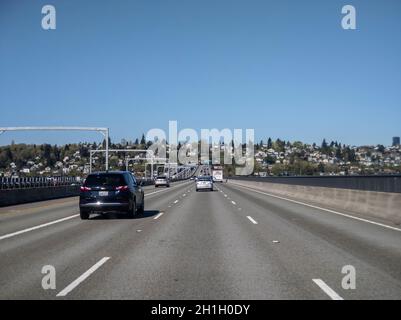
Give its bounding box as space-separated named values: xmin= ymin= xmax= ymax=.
xmin=0 ymin=0 xmax=400 ymax=146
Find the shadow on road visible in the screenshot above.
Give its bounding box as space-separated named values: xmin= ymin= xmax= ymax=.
xmin=89 ymin=210 xmax=160 ymax=220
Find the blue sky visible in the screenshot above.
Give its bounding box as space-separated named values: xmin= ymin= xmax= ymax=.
xmin=0 ymin=0 xmax=400 ymax=146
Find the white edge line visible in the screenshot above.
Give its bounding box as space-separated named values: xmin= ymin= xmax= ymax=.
xmin=247 ymin=216 xmax=258 ymax=224
xmin=57 ymin=257 xmax=110 ymax=297
xmin=0 ymin=214 xmax=79 ymax=241
xmin=313 ymin=279 xmax=344 ymax=300
xmin=153 ymin=212 xmax=164 ymax=220
xmin=232 ymin=183 xmax=401 ymax=232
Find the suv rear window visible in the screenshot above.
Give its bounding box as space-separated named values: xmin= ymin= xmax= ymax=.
xmin=198 ymin=176 xmax=212 ymax=181
xmin=85 ymin=174 xmax=127 ymax=187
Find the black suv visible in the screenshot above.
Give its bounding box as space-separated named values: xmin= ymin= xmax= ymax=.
xmin=79 ymin=171 xmax=145 ymax=219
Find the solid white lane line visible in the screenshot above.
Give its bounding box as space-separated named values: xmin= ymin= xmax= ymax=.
xmin=247 ymin=216 xmax=258 ymax=224
xmin=56 ymin=257 xmax=110 ymax=297
xmin=312 ymin=279 xmax=344 ymax=300
xmin=153 ymin=212 xmax=164 ymax=220
xmin=232 ymin=184 xmax=401 ymax=233
xmin=231 ymin=201 xmax=236 ymax=205
xmin=0 ymin=214 xmax=79 ymax=241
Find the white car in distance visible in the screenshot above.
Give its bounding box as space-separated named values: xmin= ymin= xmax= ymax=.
xmin=196 ymin=176 xmax=213 ymax=192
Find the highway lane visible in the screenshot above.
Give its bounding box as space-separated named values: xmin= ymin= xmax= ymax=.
xmin=0 ymin=180 xmax=193 ymax=299
xmin=0 ymin=179 xmax=400 ymax=299
xmin=215 ymin=183 xmax=401 ymax=299
xmin=0 ymin=182 xmax=188 ymax=239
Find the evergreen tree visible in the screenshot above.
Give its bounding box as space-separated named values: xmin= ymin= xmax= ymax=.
xmin=267 ymin=137 xmax=272 ymax=149
xmin=140 ymin=134 xmax=146 ymax=145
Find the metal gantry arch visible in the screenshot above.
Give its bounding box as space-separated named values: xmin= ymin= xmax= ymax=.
xmin=0 ymin=126 xmax=110 ymax=170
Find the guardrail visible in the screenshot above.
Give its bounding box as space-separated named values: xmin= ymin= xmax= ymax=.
xmin=0 ymin=169 xmax=199 ymax=207
xmin=0 ymin=176 xmax=81 ymax=190
xmin=229 ymin=175 xmax=401 ymax=193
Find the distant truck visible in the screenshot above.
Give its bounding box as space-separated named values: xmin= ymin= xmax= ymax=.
xmin=212 ymin=165 xmax=223 ymax=182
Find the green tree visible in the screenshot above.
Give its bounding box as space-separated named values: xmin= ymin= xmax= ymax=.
xmin=140 ymin=134 xmax=146 ymax=145
xmin=267 ymin=137 xmax=272 ymax=149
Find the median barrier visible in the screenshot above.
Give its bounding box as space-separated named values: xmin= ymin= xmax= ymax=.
xmin=0 ymin=186 xmax=80 ymax=207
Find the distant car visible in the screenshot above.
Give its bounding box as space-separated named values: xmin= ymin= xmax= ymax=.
xmin=155 ymin=176 xmax=170 ymax=188
xmin=79 ymin=171 xmax=144 ymax=219
xmin=196 ymin=176 xmax=213 ymax=192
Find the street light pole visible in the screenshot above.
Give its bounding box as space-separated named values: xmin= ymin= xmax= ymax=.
xmin=105 ymin=129 xmax=109 ymax=171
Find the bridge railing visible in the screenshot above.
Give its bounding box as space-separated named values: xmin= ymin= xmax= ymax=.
xmin=0 ymin=176 xmax=81 ymax=190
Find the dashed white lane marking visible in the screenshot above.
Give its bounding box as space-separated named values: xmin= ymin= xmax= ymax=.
xmin=231 ymin=183 xmax=401 ymax=233
xmin=173 ymin=200 xmax=179 ymax=204
xmin=246 ymin=216 xmax=258 ymax=224
xmin=0 ymin=214 xmax=80 ymax=241
xmin=153 ymin=212 xmax=164 ymax=220
xmin=312 ymin=279 xmax=344 ymax=300
xmin=231 ymin=201 xmax=236 ymax=205
xmin=56 ymin=257 xmax=110 ymax=297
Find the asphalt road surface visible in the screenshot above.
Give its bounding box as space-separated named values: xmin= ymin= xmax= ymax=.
xmin=1 ymin=179 xmax=401 ymax=299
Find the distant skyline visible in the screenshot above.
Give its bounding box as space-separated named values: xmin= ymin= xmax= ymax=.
xmin=1 ymin=0 xmax=400 ymax=147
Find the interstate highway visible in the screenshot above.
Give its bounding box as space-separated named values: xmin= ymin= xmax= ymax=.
xmin=0 ymin=180 xmax=401 ymax=299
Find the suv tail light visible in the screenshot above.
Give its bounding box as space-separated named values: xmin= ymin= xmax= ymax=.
xmin=116 ymin=185 xmax=129 ymax=191
xmin=80 ymin=186 xmax=91 ymax=192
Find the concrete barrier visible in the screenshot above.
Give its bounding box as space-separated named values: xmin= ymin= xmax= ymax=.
xmin=229 ymin=175 xmax=401 ymax=193
xmin=0 ymin=186 xmax=80 ymax=207
xmin=228 ymin=179 xmax=401 ymax=225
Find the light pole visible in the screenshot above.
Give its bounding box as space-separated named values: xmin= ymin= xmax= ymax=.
xmin=90 ymin=149 xmax=154 ymax=173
